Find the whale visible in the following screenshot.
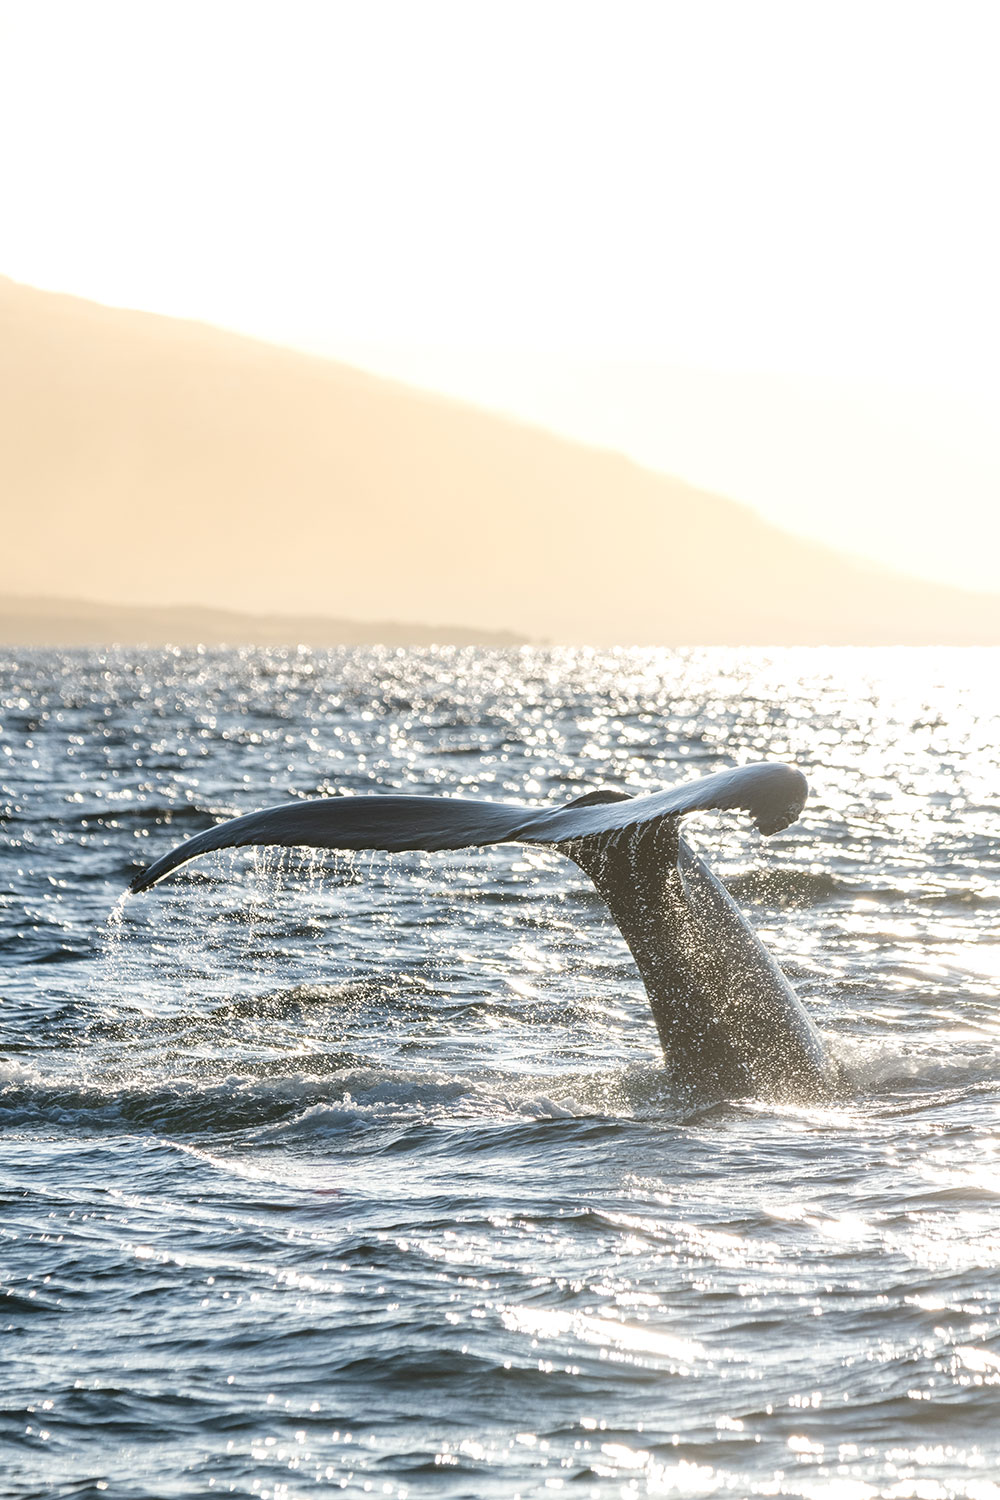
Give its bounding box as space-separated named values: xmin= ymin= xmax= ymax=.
xmin=128 ymin=761 xmax=837 ymax=1101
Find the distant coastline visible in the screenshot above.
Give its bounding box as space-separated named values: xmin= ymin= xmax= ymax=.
xmin=0 ymin=594 xmax=529 ymax=649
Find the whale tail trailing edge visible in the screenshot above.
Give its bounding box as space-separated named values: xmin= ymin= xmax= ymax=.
xmin=128 ymin=762 xmax=807 ymax=893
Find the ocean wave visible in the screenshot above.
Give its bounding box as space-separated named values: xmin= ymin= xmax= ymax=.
xmin=832 ymin=1032 xmax=1000 ymax=1098
xmin=0 ymin=1053 xmax=700 ymax=1139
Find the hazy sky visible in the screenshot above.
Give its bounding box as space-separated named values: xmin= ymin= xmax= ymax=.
xmin=2 ymin=0 xmax=998 ymax=590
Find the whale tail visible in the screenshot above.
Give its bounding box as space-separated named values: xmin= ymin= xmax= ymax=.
xmin=128 ymin=762 xmax=807 ymax=893
xmin=126 ymin=760 xmax=830 ymax=1100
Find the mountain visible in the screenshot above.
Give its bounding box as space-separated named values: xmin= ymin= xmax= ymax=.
xmin=2 ymin=275 xmax=998 ymax=644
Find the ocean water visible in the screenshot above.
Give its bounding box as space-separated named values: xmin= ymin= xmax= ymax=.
xmin=2 ymin=645 xmax=999 ymax=1500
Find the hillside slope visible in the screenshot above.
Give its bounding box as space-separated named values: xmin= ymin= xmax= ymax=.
xmin=2 ymin=276 xmax=997 ymax=643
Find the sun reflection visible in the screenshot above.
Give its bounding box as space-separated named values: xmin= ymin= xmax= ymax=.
xmin=961 ymin=945 xmax=1000 ymax=982
xmin=501 ymin=1303 xmax=706 ymax=1369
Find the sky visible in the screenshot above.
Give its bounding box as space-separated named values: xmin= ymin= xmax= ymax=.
xmin=1 ymin=0 xmax=998 ymax=592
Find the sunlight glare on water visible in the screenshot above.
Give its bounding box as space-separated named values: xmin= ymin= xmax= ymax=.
xmin=1 ymin=645 xmax=999 ymax=1498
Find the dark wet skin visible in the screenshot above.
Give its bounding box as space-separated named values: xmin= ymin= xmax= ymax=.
xmin=564 ymin=801 xmax=834 ymax=1101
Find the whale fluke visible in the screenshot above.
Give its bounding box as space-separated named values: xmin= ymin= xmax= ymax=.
xmin=127 ymin=760 xmax=832 ymax=1101
xmin=129 ymin=762 xmax=807 ymax=894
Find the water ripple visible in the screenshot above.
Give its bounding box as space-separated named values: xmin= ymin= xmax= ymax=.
xmin=2 ymin=646 xmax=999 ymax=1497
